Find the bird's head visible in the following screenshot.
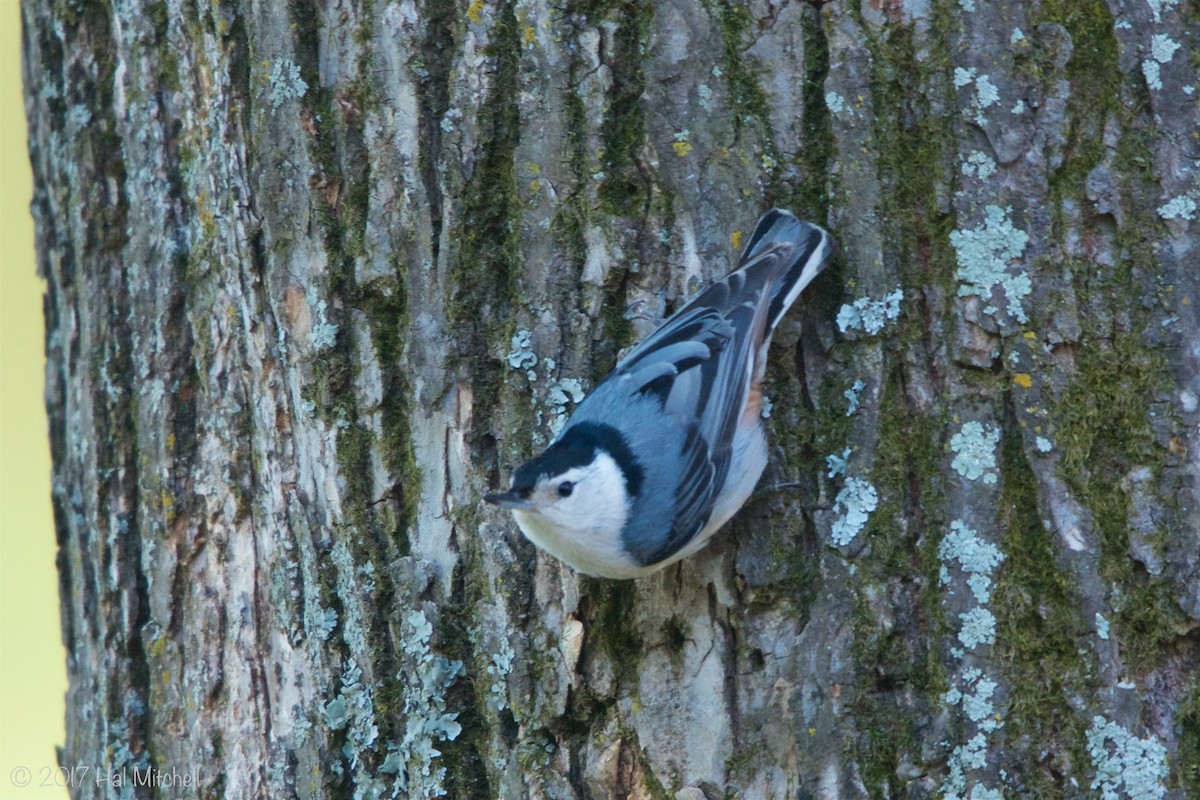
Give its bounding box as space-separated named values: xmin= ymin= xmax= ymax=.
xmin=484 ymin=422 xmax=645 ymax=576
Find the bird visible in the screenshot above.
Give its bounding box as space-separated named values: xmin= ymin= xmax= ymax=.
xmin=484 ymin=210 xmax=835 ymax=579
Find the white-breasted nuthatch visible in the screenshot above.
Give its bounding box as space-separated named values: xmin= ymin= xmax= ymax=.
xmin=485 ymin=210 xmax=835 ymax=579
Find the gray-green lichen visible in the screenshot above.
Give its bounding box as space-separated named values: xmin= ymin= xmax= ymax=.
xmin=950 ymin=205 xmax=1031 ymax=324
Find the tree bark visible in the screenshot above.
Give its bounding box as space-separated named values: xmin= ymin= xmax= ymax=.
xmin=24 ymin=0 xmax=1200 ymax=797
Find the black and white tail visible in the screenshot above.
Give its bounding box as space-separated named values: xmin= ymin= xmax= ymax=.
xmin=740 ymin=209 xmax=836 ymax=332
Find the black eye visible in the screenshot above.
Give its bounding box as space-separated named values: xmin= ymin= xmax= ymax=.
xmin=557 ymin=481 xmax=574 ymax=497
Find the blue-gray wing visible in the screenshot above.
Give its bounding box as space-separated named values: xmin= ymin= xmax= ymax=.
xmin=583 ymin=211 xmax=833 ymax=565
xmin=611 ymin=253 xmax=786 ymax=564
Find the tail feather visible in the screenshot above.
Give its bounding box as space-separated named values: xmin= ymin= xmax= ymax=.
xmin=741 ymin=209 xmax=836 ymax=332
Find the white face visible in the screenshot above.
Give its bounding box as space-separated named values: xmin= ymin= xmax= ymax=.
xmin=508 ymin=452 xmax=646 ymax=578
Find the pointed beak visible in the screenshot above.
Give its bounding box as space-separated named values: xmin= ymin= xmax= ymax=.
xmin=484 ymin=490 xmax=533 ymax=510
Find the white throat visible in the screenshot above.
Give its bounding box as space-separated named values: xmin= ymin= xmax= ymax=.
xmin=510 ymin=452 xmax=645 ymax=578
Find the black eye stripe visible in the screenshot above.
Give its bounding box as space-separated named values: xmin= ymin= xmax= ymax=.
xmin=509 ymin=421 xmax=642 ymax=498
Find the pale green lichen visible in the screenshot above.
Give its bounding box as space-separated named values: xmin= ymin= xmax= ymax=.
xmin=939 ymin=520 xmax=1005 ymax=603
xmin=950 ymin=205 xmax=1031 ymax=323
xmin=962 ymin=674 xmax=1000 ymax=731
xmin=954 ymin=67 xmax=977 ymax=89
xmin=266 ymin=58 xmax=308 ymax=112
xmin=313 ymin=607 xmax=338 ymax=641
xmin=324 ymin=658 xmax=382 ymax=787
xmin=485 ymin=639 xmax=515 ymax=712
xmin=1142 ymin=60 xmax=1163 ymax=90
xmin=759 ymin=394 xmax=774 ymax=419
xmin=1087 ymin=716 xmax=1168 ymax=800
xmin=546 ymin=377 xmax=586 ymax=437
xmin=505 ymin=329 xmax=538 ymax=371
xmin=957 ymin=607 xmax=998 ymax=650
xmin=672 ymin=129 xmax=693 ymax=158
xmin=826 ymin=447 xmax=851 ymax=479
xmin=322 ymin=604 xmax=464 ymax=798
xmin=950 ymin=422 xmax=1000 ymax=484
xmin=831 ymin=477 xmax=878 ymax=546
xmin=307 ymin=286 xmax=339 ymax=351
xmin=1149 ymin=34 xmax=1180 ymax=63
xmin=961 ymin=151 xmax=997 ymax=182
xmin=941 ymin=733 xmax=1002 ymax=800
xmin=1147 ymin=0 xmax=1178 ymax=22
xmin=836 ymin=289 xmax=903 ymax=336
xmin=974 ymin=75 xmax=999 ymax=108
xmin=844 ymin=379 xmax=866 ymax=416
xmin=951 ymin=66 xmax=1000 ymax=124
xmin=1157 ymin=195 xmax=1196 ymax=221
xmin=388 ymin=609 xmax=465 ymax=798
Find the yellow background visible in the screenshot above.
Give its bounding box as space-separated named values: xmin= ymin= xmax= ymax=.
xmin=0 ymin=1 xmax=69 ymax=798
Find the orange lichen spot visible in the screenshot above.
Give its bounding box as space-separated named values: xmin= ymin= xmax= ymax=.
xmin=672 ymin=140 xmax=693 ymax=157
xmin=730 ymin=230 xmax=743 ymax=250
xmin=523 ymin=25 xmax=536 ymax=48
xmin=467 ymin=0 xmax=484 ymax=24
xmin=1013 ymin=373 xmax=1033 ymax=389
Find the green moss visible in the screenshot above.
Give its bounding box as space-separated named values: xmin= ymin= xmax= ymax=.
xmin=861 ymin=15 xmax=957 ymax=293
xmin=446 ymin=0 xmax=520 ymax=455
xmin=555 ymin=49 xmax=637 ymax=381
xmin=335 ymin=424 xmax=377 ymax=528
xmin=1034 ymin=0 xmax=1121 ymax=218
xmin=866 ymin=364 xmax=947 ymax=581
xmin=146 ymin=0 xmax=181 ymax=91
xmin=1179 ymin=676 xmax=1200 ymax=793
xmin=448 ymin=0 xmax=522 ymax=357
xmin=713 ymin=2 xmax=772 ymax=136
xmin=436 ymin=563 xmax=494 ymax=800
xmin=991 ymin=396 xmax=1090 ymax=798
xmin=582 ymin=579 xmax=644 ymax=677
xmin=1033 ymin=0 xmax=1183 ymax=674
xmin=591 ymin=264 xmax=636 ymax=383
xmin=853 ymin=687 xmax=923 ymax=796
xmin=413 ymin=0 xmax=456 ymax=257
xmin=585 ymin=0 xmax=654 ymax=216
xmin=635 ymin=743 xmax=673 ymax=800
xmin=724 ymin=742 xmax=756 ymax=779
xmin=850 ymin=579 xmax=930 ymax=794
xmin=851 ymin=366 xmax=946 ymax=794
xmin=796 ymin=5 xmax=832 ymax=219
xmin=553 ymin=81 xmax=590 ymax=268
xmin=661 ymin=616 xmax=688 ymax=660
xmin=361 ymin=279 xmax=417 ymax=552
xmin=1053 ymin=334 xmax=1182 ymax=669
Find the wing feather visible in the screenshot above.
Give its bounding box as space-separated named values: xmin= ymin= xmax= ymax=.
xmin=611 ymin=256 xmax=781 ymax=562
xmin=585 ymin=211 xmax=834 ymax=567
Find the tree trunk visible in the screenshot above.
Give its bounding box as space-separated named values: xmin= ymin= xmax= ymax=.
xmin=24 ymin=0 xmax=1200 ymax=797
